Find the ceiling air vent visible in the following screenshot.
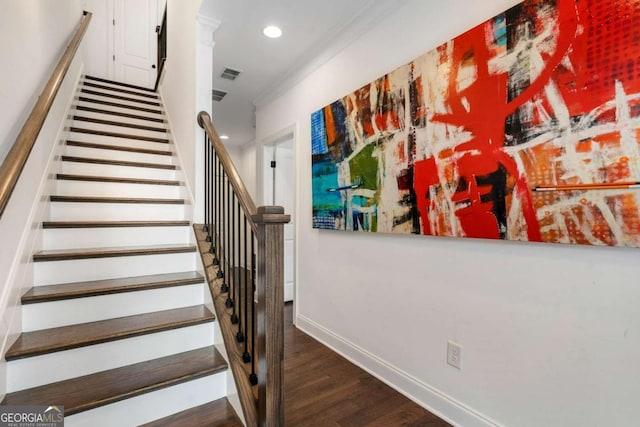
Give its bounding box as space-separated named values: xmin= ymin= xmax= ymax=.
xmin=220 ymin=67 xmax=242 ymax=81
xmin=212 ymin=89 xmax=227 ymax=102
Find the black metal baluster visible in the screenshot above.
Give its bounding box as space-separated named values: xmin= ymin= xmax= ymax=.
xmin=203 ymin=135 xmax=209 ymax=237
xmin=249 ymin=231 xmax=257 ymax=385
xmin=230 ymin=187 xmax=238 ymax=323
xmin=243 ymin=215 xmax=251 ymax=363
xmin=235 ymin=197 xmax=244 ymax=342
xmin=207 ymin=150 xmax=218 ymax=256
xmin=222 ymin=174 xmax=238 ymax=308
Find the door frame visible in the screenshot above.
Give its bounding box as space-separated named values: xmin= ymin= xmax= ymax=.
xmin=259 ymin=124 xmax=298 ymax=321
xmin=105 ymin=0 xmax=165 ymax=86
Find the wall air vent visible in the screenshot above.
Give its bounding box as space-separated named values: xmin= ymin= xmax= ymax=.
xmin=220 ymin=67 xmax=242 ymax=81
xmin=212 ymin=89 xmax=227 ymax=102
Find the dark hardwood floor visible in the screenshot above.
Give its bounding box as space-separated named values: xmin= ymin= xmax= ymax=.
xmin=284 ymin=303 xmax=451 ymax=427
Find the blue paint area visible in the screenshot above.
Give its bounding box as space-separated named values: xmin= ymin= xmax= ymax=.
xmin=494 ymin=15 xmax=507 ymax=47
xmin=312 ymin=159 xmax=344 ymax=222
xmin=311 ymin=109 xmax=328 ymax=155
xmin=330 ymin=100 xmax=348 ymax=140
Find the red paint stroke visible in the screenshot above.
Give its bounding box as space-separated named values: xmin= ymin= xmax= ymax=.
xmin=413 ymin=0 xmax=579 ymax=241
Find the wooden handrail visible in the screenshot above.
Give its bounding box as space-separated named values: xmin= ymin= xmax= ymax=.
xmin=0 ymin=11 xmax=92 ymax=219
xmin=198 ymin=111 xmax=258 ymax=230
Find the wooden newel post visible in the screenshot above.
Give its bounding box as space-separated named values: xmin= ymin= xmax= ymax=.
xmin=252 ymin=205 xmax=290 ymax=427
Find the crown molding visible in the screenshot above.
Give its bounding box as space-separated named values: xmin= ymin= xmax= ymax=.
xmin=253 ymin=0 xmax=407 ymax=108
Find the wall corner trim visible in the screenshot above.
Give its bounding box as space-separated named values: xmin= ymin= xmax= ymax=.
xmin=295 ymin=313 xmax=502 ymax=427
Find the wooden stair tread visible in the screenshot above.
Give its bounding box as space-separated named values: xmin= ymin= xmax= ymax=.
xmin=42 ymin=220 xmax=190 ymax=228
xmin=74 ymin=105 xmax=165 ymax=123
xmin=78 ymin=97 xmax=163 ymax=115
xmin=80 ymin=89 xmax=161 ymax=106
xmin=141 ymin=397 xmax=243 ymax=427
xmin=56 ymin=174 xmax=180 ymax=186
xmin=84 ymin=75 xmax=157 ymax=93
xmin=5 ymin=305 xmax=215 ymax=360
xmin=50 ymin=195 xmax=185 ymax=204
xmin=70 ymin=127 xmax=169 ymax=143
xmin=67 ymin=139 xmax=172 ymax=156
xmin=2 ymin=346 xmax=226 ymax=416
xmin=61 ymin=155 xmax=176 ymax=170
xmin=73 ymin=115 xmax=167 ymax=133
xmin=82 ymin=81 xmax=159 ymax=99
xmin=33 ymin=244 xmax=196 ymax=262
xmin=22 ymin=271 xmax=204 ymax=304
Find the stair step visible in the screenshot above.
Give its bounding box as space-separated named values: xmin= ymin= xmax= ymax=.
xmin=61 ymin=155 xmax=176 ymax=170
xmin=78 ymin=96 xmax=163 ymax=115
xmin=42 ymin=220 xmax=190 ymax=228
xmin=141 ymin=397 xmax=243 ymax=427
xmin=80 ymin=88 xmax=161 ymax=107
xmin=33 ymin=244 xmax=196 ymax=262
xmin=73 ymin=116 xmax=167 ymax=133
xmin=84 ymin=75 xmax=156 ymax=93
xmin=5 ymin=305 xmax=215 ymax=360
xmin=66 ymin=140 xmax=172 ymax=156
xmin=69 ymin=127 xmax=169 ymax=144
xmin=2 ymin=346 xmax=226 ymax=416
xmin=22 ymin=271 xmax=204 ymax=303
xmin=75 ymin=105 xmax=165 ymax=123
xmin=50 ymin=195 xmax=185 ymax=204
xmin=82 ymin=81 xmax=159 ymax=100
xmin=56 ymin=174 xmax=179 ymax=186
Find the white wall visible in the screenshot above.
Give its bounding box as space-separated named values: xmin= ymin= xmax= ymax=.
xmin=255 ymin=1 xmax=640 ymax=426
xmin=0 ymin=0 xmax=85 ymax=397
xmin=82 ymin=0 xmax=111 ymax=79
xmin=227 ymin=142 xmax=257 ymax=201
xmin=160 ymin=0 xmax=219 ymax=223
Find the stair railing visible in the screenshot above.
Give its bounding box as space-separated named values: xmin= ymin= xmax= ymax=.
xmin=0 ymin=11 xmax=92 ymax=219
xmin=153 ymin=4 xmax=167 ymax=92
xmin=198 ymin=111 xmax=289 ymax=427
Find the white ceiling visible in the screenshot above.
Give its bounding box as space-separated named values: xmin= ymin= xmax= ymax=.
xmin=207 ymin=0 xmax=398 ymax=147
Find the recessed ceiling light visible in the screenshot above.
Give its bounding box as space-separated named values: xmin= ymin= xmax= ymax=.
xmin=220 ymin=135 xmax=229 ymax=140
xmin=263 ymin=25 xmax=282 ymax=39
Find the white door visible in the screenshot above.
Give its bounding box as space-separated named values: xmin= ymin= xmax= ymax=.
xmin=264 ymin=138 xmax=295 ymax=302
xmin=113 ymin=0 xmax=157 ymax=88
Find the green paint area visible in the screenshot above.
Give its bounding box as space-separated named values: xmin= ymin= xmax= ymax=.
xmin=349 ymin=144 xmax=378 ymax=192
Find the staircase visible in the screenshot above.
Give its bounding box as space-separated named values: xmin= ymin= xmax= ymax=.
xmin=1 ymin=76 xmax=243 ymax=426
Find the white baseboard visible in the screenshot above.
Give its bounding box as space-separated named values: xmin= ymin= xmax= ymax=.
xmin=295 ymin=313 xmax=501 ymax=427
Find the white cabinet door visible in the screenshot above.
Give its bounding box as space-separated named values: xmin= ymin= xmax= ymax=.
xmin=114 ymin=0 xmax=157 ymax=88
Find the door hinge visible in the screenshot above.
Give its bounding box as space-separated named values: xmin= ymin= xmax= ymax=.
xmin=270 ymin=161 xmax=277 ymax=168
xmin=113 ymin=19 xmax=115 ymax=26
xmin=113 ymin=55 xmax=115 ymax=61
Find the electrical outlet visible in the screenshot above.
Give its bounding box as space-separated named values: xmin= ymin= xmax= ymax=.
xmin=447 ymin=340 xmax=463 ymax=369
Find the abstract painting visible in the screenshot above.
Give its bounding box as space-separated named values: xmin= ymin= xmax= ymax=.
xmin=311 ymin=0 xmax=640 ymax=247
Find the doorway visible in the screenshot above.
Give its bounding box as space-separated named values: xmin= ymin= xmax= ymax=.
xmin=263 ymin=132 xmax=295 ymax=303
xmin=112 ymin=0 xmax=158 ymax=88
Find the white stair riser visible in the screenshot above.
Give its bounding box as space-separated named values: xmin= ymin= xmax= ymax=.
xmin=22 ymin=283 xmax=205 ymax=331
xmin=77 ymin=91 xmax=163 ymax=111
xmin=75 ymin=100 xmax=164 ymax=120
xmin=68 ymin=131 xmax=171 ymax=152
xmin=34 ymin=252 xmax=197 ymax=285
xmin=49 ymin=202 xmax=186 ymax=221
xmin=71 ymin=120 xmax=168 ymax=139
xmin=6 ymin=325 xmax=215 ymax=392
xmin=60 ymin=161 xmax=177 ymax=181
xmin=42 ymin=226 xmax=191 ymax=250
xmin=55 ymin=180 xmax=181 ymax=199
xmin=72 ymin=107 xmax=167 ymax=129
xmin=80 ymin=82 xmax=160 ymax=103
xmin=64 ymin=144 xmax=175 ymax=165
xmin=65 ymin=372 xmax=226 ymax=427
